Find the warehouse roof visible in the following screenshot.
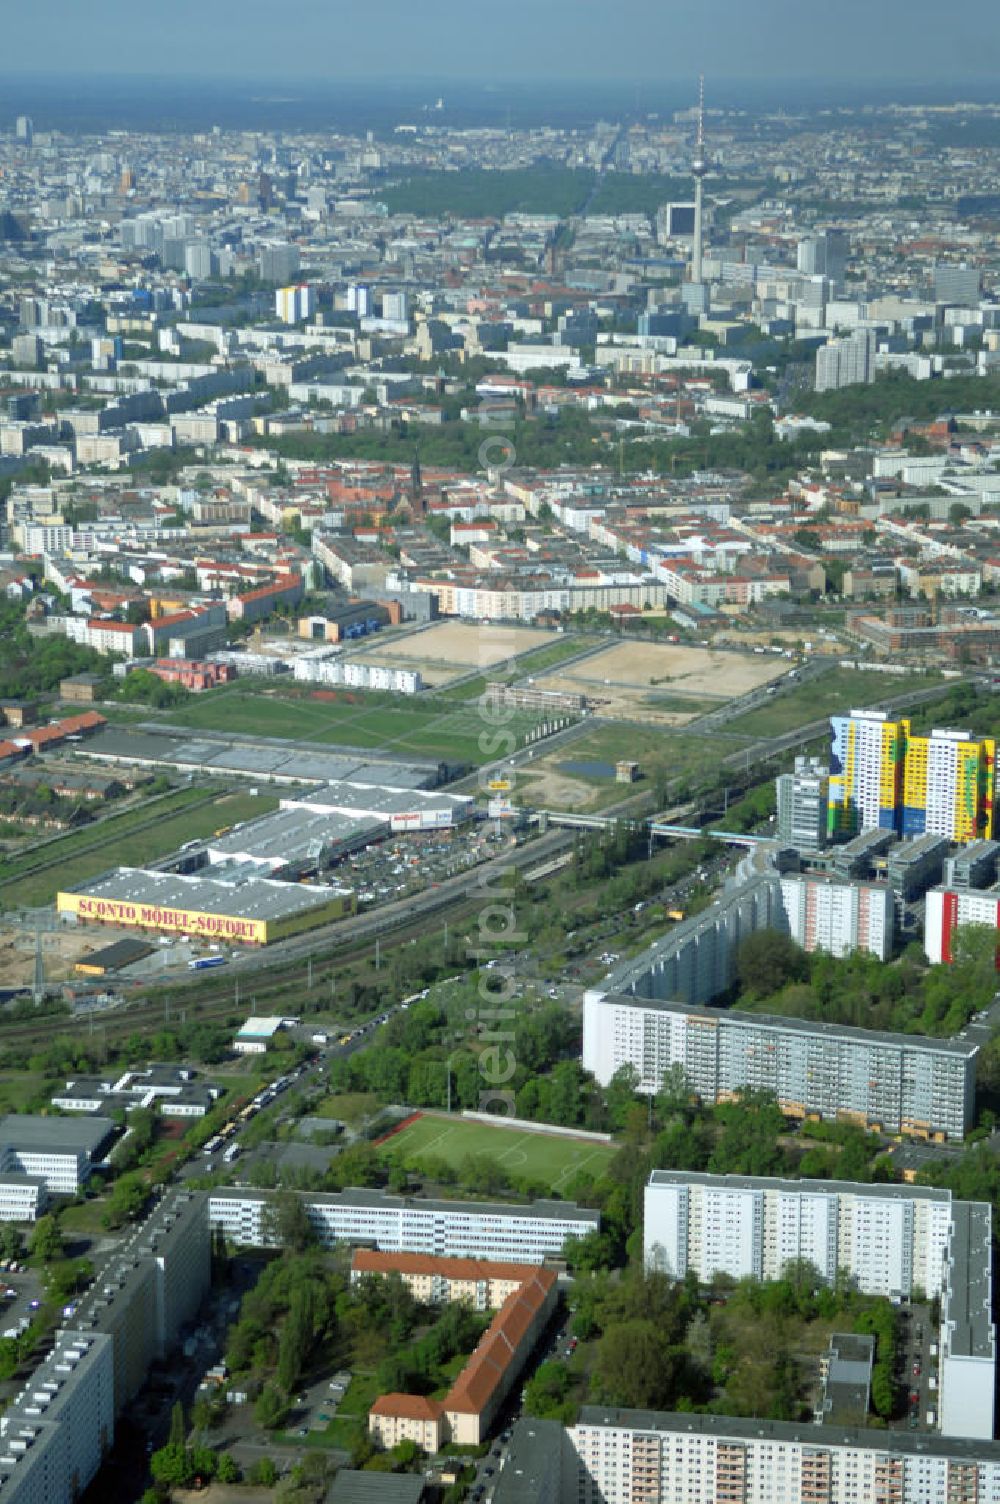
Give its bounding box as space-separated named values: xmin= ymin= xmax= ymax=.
xmin=81 ymin=725 xmax=439 ymax=788
xmin=206 ymin=806 xmax=385 ymax=867
xmin=62 ymin=866 xmax=350 ymax=922
xmin=284 ymin=781 xmax=471 ymax=819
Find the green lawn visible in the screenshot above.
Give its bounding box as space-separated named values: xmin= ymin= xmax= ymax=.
xmin=379 ymin=1112 xmax=617 ymax=1194
xmin=313 ymin=1093 xmax=381 ymax=1125
xmin=155 ymin=686 xmax=556 ymax=765
xmin=1 ymin=790 xmax=279 ymax=907
xmin=724 ymin=668 xmax=943 ymax=738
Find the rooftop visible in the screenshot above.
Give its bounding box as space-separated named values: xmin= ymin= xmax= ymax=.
xmin=61 ymin=866 xmax=349 ymax=924
xmin=599 ymin=991 xmax=979 ymax=1058
xmin=573 ymin=1405 xmax=1000 ymax=1460
xmin=0 ymin=1114 xmax=114 ymax=1158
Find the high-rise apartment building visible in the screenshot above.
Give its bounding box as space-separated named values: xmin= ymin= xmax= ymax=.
xmin=902 ymin=728 xmax=995 ymax=841
xmin=643 ymin=1170 xmax=956 ymax=1303
xmin=797 ymin=229 xmax=849 ymax=288
xmin=828 ymin=711 xmax=995 ymax=842
xmin=776 ymin=755 xmax=829 ymax=847
xmin=14 ymin=115 xmax=33 ymax=145
xmin=275 ymin=284 xmax=315 ymax=323
xmin=925 ymin=885 xmax=1000 ymax=963
xmin=815 ymin=328 xmax=875 ymax=391
xmin=258 ymin=241 xmax=300 ymax=283
xmin=582 ymin=992 xmax=976 ymax=1138
xmin=934 ymin=263 xmax=981 ymax=304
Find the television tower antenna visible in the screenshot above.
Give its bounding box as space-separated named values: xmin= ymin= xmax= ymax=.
xmin=691 ymin=75 xmax=709 ymax=286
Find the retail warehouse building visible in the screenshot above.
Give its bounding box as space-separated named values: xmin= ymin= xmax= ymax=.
xmin=58 ymin=866 xmax=354 ymax=945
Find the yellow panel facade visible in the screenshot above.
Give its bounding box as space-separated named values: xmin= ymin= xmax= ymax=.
xmin=58 ymin=891 xmax=268 ymax=944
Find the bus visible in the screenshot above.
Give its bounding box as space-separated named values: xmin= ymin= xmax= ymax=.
xmin=189 ymin=956 xmax=226 ymax=971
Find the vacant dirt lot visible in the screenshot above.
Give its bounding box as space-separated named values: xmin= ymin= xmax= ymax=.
xmin=353 ymin=621 xmax=552 ymax=686
xmin=534 ymin=640 xmax=786 ymax=718
xmin=0 ymin=922 xmax=112 ymax=985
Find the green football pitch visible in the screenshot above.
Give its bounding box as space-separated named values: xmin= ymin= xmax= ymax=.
xmin=377 ymin=1112 xmax=617 ymax=1194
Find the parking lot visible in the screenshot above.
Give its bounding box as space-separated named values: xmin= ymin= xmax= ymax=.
xmin=337 ymin=820 xmax=516 ymax=906
xmin=898 ymin=1303 xmax=938 ymax=1430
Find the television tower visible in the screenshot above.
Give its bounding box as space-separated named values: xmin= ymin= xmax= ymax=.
xmin=691 ymin=75 xmax=709 ymax=285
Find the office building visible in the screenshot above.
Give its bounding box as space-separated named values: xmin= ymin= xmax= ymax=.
xmin=582 ymin=993 xmax=976 ymax=1139
xmin=14 ymin=116 xmax=33 ymax=146
xmin=944 ymin=839 xmax=1000 ymax=891
xmin=815 ymin=328 xmax=876 ymax=391
xmin=275 ymin=284 xmax=315 ymax=323
xmin=655 ymin=202 xmax=696 ymax=241
xmin=381 ymin=290 xmax=409 ymax=322
xmin=935 ymin=264 xmax=981 ymax=304
xmin=776 ymin=755 xmax=828 ymax=848
xmin=797 ymin=229 xmax=849 ymax=288
xmin=828 ymin=713 xmax=995 ymax=843
xmin=208 ymin=1187 xmax=599 ymax=1261
xmin=0 ymin=1177 xmax=47 ymax=1224
xmin=183 ymin=241 xmax=214 ymax=280
xmin=885 ymin=834 xmax=948 ymax=901
xmin=258 ymin=241 xmax=300 ymax=283
xmin=0 ymin=1115 xmax=115 ymax=1195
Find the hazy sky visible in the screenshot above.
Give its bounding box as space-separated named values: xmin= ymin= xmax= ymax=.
xmin=3 ymin=0 xmax=998 ymax=82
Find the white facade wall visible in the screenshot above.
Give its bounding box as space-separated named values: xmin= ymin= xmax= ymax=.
xmin=207 ymin=1191 xmax=596 ymax=1262
xmin=567 ymin=1416 xmax=1000 ymax=1504
xmin=644 ymin=1174 xmax=953 ymax=1302
xmin=0 ymin=1147 xmax=88 ymax=1196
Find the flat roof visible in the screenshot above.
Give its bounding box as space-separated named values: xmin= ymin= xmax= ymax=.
xmin=63 ymin=866 xmax=349 ymax=923
xmin=327 ymin=1469 xmax=426 ymax=1503
xmin=209 ymin=1185 xmax=600 ymax=1225
xmin=598 ymin=991 xmax=979 ymax=1058
xmin=493 ymin=1419 xmax=565 ymax=1503
xmin=574 ymin=1405 xmax=1000 ymax=1460
xmin=647 ymin=1168 xmax=953 ymax=1205
xmin=285 ymin=780 xmax=471 ymax=817
xmin=0 ymin=1114 xmax=114 ymax=1158
xmin=80 ymin=725 xmax=439 ymax=788
xmin=206 ymin=806 xmax=385 ymax=863
xmin=945 ymin=1201 xmax=995 ymax=1361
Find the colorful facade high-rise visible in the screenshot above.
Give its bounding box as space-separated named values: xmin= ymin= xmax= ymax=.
xmin=827 ymin=710 xmax=994 ymax=844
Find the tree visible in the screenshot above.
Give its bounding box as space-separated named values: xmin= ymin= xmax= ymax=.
xmin=254 ymin=1381 xmax=289 ymax=1431
xmin=169 ymin=1400 xmax=186 ymax=1449
xmin=103 ymin=1173 xmax=147 ymax=1229
xmin=736 ymin=930 xmax=809 ymax=998
xmin=28 ymin=1215 xmax=63 ymax=1264
xmin=217 ymin=1454 xmax=240 ymax=1484
xmin=592 ymin=1319 xmax=684 ymax=1409
xmin=251 ymin=1457 xmax=279 ymax=1486
xmin=262 ymin=1191 xmax=317 ymax=1253
xmin=0 ymin=1225 xmax=23 ymax=1264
